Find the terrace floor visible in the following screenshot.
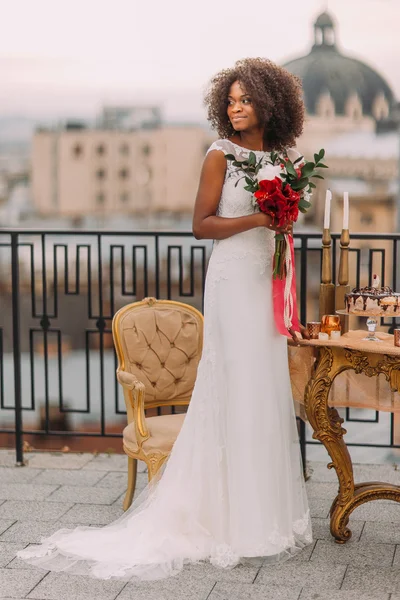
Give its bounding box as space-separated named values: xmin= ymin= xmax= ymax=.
xmin=1 ymin=449 xmax=400 ymax=599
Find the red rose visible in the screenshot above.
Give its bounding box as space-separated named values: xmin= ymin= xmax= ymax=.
xmin=255 ymin=178 xmax=301 ymax=227
xmin=255 ymin=177 xmax=286 ymax=221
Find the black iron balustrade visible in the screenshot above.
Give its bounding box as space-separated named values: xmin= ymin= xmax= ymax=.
xmin=1 ymin=229 xmax=400 ymax=465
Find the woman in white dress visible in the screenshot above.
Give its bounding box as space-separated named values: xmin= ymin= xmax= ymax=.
xmin=18 ymin=57 xmax=312 ymax=580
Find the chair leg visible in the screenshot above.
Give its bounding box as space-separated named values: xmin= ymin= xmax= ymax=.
xmin=147 ymin=454 xmax=168 ymax=482
xmin=123 ymin=457 xmax=138 ymax=511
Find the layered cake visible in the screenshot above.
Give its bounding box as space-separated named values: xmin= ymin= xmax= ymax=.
xmin=345 ymin=275 xmax=400 ymax=316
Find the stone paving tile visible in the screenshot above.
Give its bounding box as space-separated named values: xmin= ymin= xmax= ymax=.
xmin=0 ymin=521 xmax=16 ymax=537
xmin=0 ymin=520 xmax=92 ymax=544
xmin=299 ymin=590 xmax=390 ymax=599
xmin=209 ymin=581 xmax=301 ymax=600
xmin=307 ymin=461 xmax=338 ymax=483
xmin=0 ymin=542 xmax=25 ymax=568
xmin=361 ymin=521 xmax=400 ymax=544
xmin=118 ymin=576 xmax=216 ymax=600
xmin=310 ymin=538 xmax=395 ymax=567
xmin=311 ymin=517 xmax=364 ymax=542
xmin=32 ymin=469 xmax=105 ymax=487
xmin=93 ymin=471 xmax=128 ymax=489
xmin=391 ymin=544 xmax=400 ymax=567
xmin=181 ymin=562 xmax=258 ymax=584
xmin=308 ymin=496 xmax=332 ymax=519
xmin=27 ymin=571 xmax=126 ymax=600
xmin=352 ymin=463 xmax=400 ymax=485
xmin=45 ymin=485 xmax=122 ymax=505
xmin=349 ymin=500 xmax=400 ymax=522
xmin=0 ymin=568 xmax=46 ymax=598
xmin=305 ymin=482 xmax=339 ymax=499
xmin=342 ymin=565 xmax=400 ymax=593
xmin=0 ymin=452 xmax=21 ymax=468
xmin=290 ymin=540 xmax=316 ymax=562
xmin=0 ymin=500 xmax=73 ymax=522
xmin=59 ymin=503 xmax=123 ymax=525
xmin=82 ymin=454 xmax=128 ymax=472
xmin=26 ymin=453 xmax=94 ymax=470
xmin=256 ymin=562 xmax=346 ymax=590
xmin=0 ymin=466 xmax=43 ymax=483
xmin=0 ymin=483 xmax=58 ymax=502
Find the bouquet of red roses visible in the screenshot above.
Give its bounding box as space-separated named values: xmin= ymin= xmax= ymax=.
xmin=225 ymin=148 xmax=326 ymax=278
xmin=225 ymin=148 xmax=327 ymax=336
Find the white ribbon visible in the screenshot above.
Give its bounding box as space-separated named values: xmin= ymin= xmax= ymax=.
xmin=283 ymin=234 xmax=294 ymax=329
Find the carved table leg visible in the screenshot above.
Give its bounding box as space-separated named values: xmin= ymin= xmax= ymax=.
xmin=304 ymin=347 xmax=354 ymax=543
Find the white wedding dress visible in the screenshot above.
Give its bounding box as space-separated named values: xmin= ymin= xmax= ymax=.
xmin=18 ymin=139 xmax=312 ymax=580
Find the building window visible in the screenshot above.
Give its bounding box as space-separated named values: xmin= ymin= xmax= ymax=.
xmin=142 ymin=144 xmax=151 ymax=156
xmin=119 ymin=168 xmax=129 ymax=180
xmin=96 ymin=168 xmax=106 ymax=180
xmin=360 ymin=213 xmax=374 ymax=226
xmin=120 ymin=143 xmax=129 ymax=156
xmin=96 ymin=144 xmax=106 ymax=156
xmin=72 ymin=144 xmax=83 ymax=158
xmin=96 ymin=192 xmax=105 ymax=205
xmin=120 ymin=192 xmax=130 ymax=203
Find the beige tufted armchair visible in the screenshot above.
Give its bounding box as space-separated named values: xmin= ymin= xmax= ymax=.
xmin=112 ymin=297 xmax=204 ymax=510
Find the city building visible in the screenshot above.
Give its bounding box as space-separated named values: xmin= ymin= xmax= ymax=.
xmin=284 ymin=11 xmax=398 ymax=231
xmin=32 ymin=122 xmax=214 ymax=217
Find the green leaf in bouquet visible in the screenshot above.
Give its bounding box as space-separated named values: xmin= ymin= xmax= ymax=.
xmin=299 ymin=198 xmax=311 ymax=210
xmin=248 ymin=152 xmax=257 ymax=166
xmin=317 ymin=163 xmax=328 ymax=168
xmin=291 ymin=178 xmax=309 ymax=191
xmin=245 ymin=176 xmax=254 ymax=185
xmin=312 ymin=174 xmax=324 ymax=179
xmin=319 ymin=149 xmax=325 ymax=159
xmin=244 ymin=185 xmax=254 ymax=192
xmin=285 ymin=160 xmax=297 ymax=178
xmin=297 ymin=179 xmax=310 ymax=190
xmin=308 ymin=182 xmax=316 ymax=189
xmin=224 ymin=154 xmax=236 ymax=161
xmin=299 ymin=206 xmax=308 ymax=214
xmin=301 ymin=162 xmax=315 ymax=177
xmin=293 ymin=155 xmax=304 ymax=165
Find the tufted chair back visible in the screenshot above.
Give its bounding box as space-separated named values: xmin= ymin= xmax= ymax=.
xmin=113 ymin=298 xmax=204 ymax=409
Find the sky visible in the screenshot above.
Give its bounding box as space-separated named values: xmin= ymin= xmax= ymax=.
xmin=1 ymin=0 xmax=399 ymax=122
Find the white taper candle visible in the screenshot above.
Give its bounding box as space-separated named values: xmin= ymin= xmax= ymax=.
xmin=324 ymin=189 xmax=332 ymax=230
xmin=343 ymin=192 xmax=349 ymax=230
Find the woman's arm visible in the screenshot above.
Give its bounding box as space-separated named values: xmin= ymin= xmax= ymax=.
xmin=192 ymin=150 xmax=272 ymax=240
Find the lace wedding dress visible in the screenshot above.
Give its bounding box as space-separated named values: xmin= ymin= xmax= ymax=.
xmin=18 ymin=139 xmax=312 ymax=580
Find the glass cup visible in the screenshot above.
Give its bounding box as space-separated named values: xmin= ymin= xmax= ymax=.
xmin=321 ymin=314 xmax=341 ymax=337
xmin=307 ymin=322 xmax=321 ymax=339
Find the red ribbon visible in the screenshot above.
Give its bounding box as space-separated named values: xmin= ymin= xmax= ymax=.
xmin=272 ymin=235 xmax=301 ymax=338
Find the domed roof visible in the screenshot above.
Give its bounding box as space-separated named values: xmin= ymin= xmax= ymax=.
xmin=283 ymin=12 xmax=395 ymax=117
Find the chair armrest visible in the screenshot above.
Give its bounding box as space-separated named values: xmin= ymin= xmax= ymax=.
xmin=117 ymin=369 xmax=149 ymax=444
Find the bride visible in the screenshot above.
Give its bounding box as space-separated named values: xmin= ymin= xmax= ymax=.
xmin=18 ymin=57 xmax=312 ymax=580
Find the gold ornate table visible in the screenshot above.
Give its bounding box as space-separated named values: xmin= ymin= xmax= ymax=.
xmin=300 ymin=330 xmax=400 ymax=543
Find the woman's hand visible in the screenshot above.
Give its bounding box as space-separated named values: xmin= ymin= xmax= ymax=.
xmin=256 ymin=213 xmax=293 ymax=235
xmin=288 ymin=323 xmax=310 ymax=346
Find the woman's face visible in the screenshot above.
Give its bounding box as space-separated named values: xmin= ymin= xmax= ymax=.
xmin=227 ymin=80 xmax=259 ymax=132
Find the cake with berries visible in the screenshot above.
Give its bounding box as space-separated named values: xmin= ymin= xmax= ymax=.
xmin=345 ymin=275 xmax=400 ymax=316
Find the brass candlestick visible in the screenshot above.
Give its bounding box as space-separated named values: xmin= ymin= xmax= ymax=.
xmin=336 ymin=228 xmax=350 ymax=333
xmin=319 ymin=227 xmax=335 ymax=319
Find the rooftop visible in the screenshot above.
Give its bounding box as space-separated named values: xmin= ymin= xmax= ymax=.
xmin=1 ymin=449 xmax=400 ymax=599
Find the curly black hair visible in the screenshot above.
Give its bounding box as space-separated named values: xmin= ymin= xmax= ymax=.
xmin=204 ymin=57 xmax=304 ymax=151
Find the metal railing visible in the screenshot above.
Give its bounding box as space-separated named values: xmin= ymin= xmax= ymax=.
xmin=1 ymin=229 xmax=400 ymax=465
